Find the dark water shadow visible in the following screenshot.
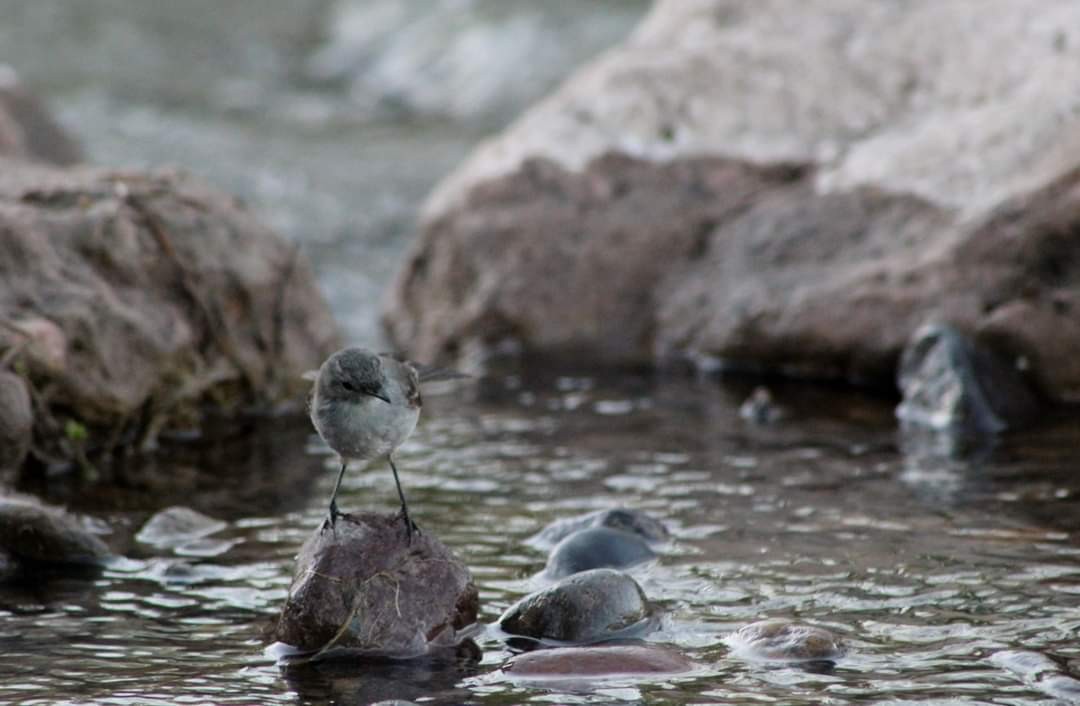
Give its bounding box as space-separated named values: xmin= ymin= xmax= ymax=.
xmin=279 ymin=640 xmax=482 ymax=705
xmin=15 ymin=413 xmax=326 ymax=521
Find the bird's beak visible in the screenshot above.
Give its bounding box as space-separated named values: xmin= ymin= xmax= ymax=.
xmin=366 ymin=390 xmax=391 ymax=404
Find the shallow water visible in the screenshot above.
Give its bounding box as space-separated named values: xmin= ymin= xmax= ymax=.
xmin=6 ymin=371 xmax=1080 ymax=704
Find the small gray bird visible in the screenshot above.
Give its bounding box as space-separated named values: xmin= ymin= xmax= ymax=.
xmin=308 ymin=347 xmax=459 ymax=541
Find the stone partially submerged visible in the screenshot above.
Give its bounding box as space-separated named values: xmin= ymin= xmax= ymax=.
xmin=543 ymin=526 xmax=656 ymax=580
xmin=272 ymin=512 xmax=479 ymax=660
xmin=725 ymin=620 xmax=844 ymax=664
xmin=498 ymin=568 xmax=653 ymax=646
xmin=526 ymin=507 xmax=670 ymax=550
xmin=896 ymin=323 xmax=1041 ymax=434
xmin=0 ymin=158 xmax=340 ymax=469
xmin=0 ymin=493 xmax=111 ymax=570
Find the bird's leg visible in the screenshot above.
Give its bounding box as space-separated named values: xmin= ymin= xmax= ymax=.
xmin=323 ymin=460 xmax=348 ymax=531
xmin=388 ymin=455 xmax=418 ymax=543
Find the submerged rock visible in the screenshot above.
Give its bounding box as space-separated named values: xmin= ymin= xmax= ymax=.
xmin=502 ymin=643 xmax=695 ymax=679
xmin=0 ymin=494 xmax=110 ymax=568
xmin=273 ymin=512 xmax=478 ymax=659
xmin=527 ymin=508 xmax=670 ymax=550
xmin=136 ymin=506 xmax=231 ymax=556
xmin=387 ymin=1 xmax=1080 ymax=402
xmin=498 ymin=568 xmax=653 ymax=645
xmin=0 ymin=159 xmax=340 ymax=469
xmin=543 ymin=527 xmax=655 ymax=579
xmin=725 ymin=620 xmax=843 ymax=663
xmin=897 ymin=323 xmax=1040 ymax=434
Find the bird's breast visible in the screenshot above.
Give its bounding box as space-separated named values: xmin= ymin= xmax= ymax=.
xmin=312 ymin=394 xmax=419 ymax=462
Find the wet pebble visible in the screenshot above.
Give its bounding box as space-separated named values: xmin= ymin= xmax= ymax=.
xmin=725 ymin=620 xmax=843 ymax=662
xmin=502 ymin=643 xmax=696 ymax=679
xmin=498 ymin=568 xmax=653 ymax=645
xmin=0 ymin=494 xmax=110 ymax=569
xmin=739 ymin=386 xmax=784 ymax=424
xmin=543 ymin=526 xmax=655 ymax=579
xmin=526 ymin=508 xmax=669 ymax=550
xmin=896 ymin=322 xmax=1039 ymax=433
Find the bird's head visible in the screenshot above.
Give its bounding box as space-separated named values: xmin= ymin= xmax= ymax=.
xmin=319 ymin=347 xmax=391 ymax=404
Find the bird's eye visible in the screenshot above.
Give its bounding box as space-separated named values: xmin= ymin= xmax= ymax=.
xmin=341 ymin=381 xmax=358 ymax=393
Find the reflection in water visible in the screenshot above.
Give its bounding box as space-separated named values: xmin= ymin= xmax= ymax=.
xmin=280 ymin=641 xmax=482 ymax=705
xmin=2 ymin=371 xmax=1079 ymax=704
xmin=897 ymin=423 xmax=997 ymax=506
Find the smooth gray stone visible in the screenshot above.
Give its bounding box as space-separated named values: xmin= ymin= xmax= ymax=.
xmin=544 ymin=526 xmax=656 ymax=579
xmin=498 ymin=568 xmax=653 ymax=645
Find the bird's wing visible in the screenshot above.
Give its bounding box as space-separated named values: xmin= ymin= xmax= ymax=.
xmin=414 ymin=364 xmax=470 ymax=383
xmin=378 ymin=351 xmax=469 ymax=384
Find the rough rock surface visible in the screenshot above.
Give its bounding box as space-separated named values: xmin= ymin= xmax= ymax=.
xmin=0 ymin=73 xmax=82 ymax=165
xmin=273 ymin=512 xmax=478 ymax=659
xmin=0 ymin=494 xmax=111 ymax=567
xmin=386 ymin=0 xmax=1080 ymax=402
xmin=0 ymin=158 xmax=340 ymax=465
xmin=502 ymin=643 xmax=695 ymax=679
xmin=498 ymin=568 xmax=652 ymax=645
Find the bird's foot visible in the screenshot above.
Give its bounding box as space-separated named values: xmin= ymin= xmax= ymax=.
xmin=321 ymin=501 xmax=345 ymax=534
xmin=395 ymin=506 xmax=420 ymax=545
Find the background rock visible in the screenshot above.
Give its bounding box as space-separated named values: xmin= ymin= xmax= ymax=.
xmin=386 ymin=0 xmax=1080 ymax=402
xmin=273 ymin=512 xmax=478 ymax=659
xmin=308 ymin=0 xmax=646 ymax=127
xmin=0 ymin=158 xmax=340 ymax=467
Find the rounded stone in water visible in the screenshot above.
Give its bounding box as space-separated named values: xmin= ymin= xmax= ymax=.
xmin=543 ymin=526 xmax=655 ymax=579
xmin=526 ymin=508 xmax=669 ymax=550
xmin=498 ymin=568 xmax=653 ymax=645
